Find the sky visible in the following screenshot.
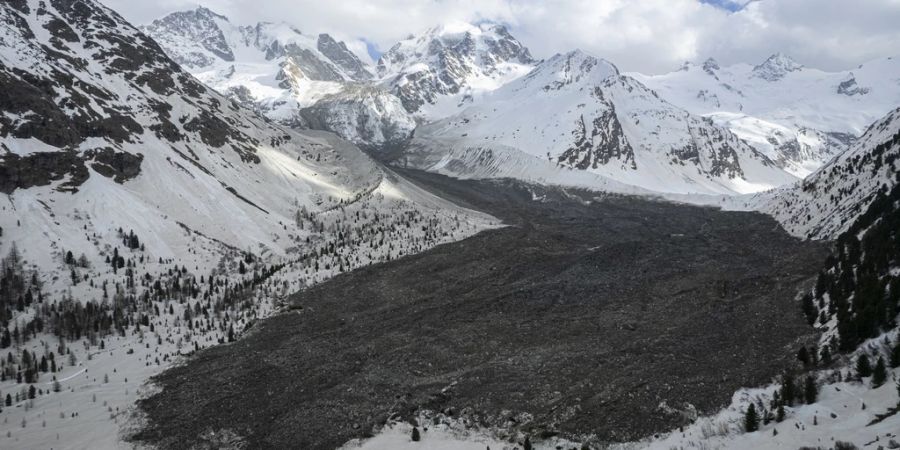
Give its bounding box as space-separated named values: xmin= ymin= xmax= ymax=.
xmin=99 ymin=0 xmax=900 ymax=74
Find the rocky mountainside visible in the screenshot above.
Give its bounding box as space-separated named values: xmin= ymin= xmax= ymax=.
xmin=375 ymin=22 xmax=535 ymax=118
xmin=0 ymin=2 xmax=495 ymax=447
xmin=141 ymin=6 xmax=371 ymax=80
xmin=142 ymin=7 xmax=416 ymax=151
xmin=0 ymin=0 xmax=489 ymax=288
xmin=406 ymin=50 xmax=796 ymax=195
xmin=748 ymin=107 xmax=900 ymax=239
xmin=633 ymin=54 xmax=900 ymax=177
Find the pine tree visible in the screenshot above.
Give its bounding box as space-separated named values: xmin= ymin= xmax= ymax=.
xmin=803 ymin=376 xmax=817 ymax=404
xmin=856 ymin=355 xmax=872 ymax=378
xmin=776 ymin=403 xmax=785 ymax=422
xmin=744 ymin=403 xmax=759 ymax=432
xmin=410 ymin=426 xmax=420 ymax=442
xmin=821 ymin=345 xmax=832 ymax=366
xmin=871 ymin=357 xmax=887 ymax=387
xmin=780 ymin=374 xmax=796 ymax=406
xmin=891 ymin=340 xmax=900 ymax=368
xmin=797 ymin=347 xmax=810 ymax=366
xmin=523 ymin=436 xmax=532 ymax=450
xmin=801 ymin=293 xmax=816 ymax=325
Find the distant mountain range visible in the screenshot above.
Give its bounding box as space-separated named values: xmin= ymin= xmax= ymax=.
xmin=142 ymin=6 xmax=900 ymax=197
xmin=634 ymin=53 xmax=900 ymax=177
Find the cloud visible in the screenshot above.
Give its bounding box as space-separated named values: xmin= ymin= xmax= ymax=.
xmin=99 ymin=0 xmax=900 ymax=74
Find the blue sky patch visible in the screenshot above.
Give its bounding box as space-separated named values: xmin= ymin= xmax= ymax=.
xmin=699 ymin=0 xmax=747 ymax=12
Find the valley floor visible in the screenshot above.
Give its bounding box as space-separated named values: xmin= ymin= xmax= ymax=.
xmin=133 ymin=170 xmax=830 ymax=449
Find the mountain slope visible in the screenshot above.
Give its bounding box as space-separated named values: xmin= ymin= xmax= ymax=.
xmin=408 ymin=50 xmax=797 ymax=196
xmin=748 ymin=107 xmax=900 ymax=239
xmin=376 ymin=22 xmax=535 ymax=118
xmin=142 ymin=7 xmax=416 ymax=151
xmin=633 ymin=54 xmax=900 ymax=177
xmin=0 ymin=0 xmax=491 ymax=292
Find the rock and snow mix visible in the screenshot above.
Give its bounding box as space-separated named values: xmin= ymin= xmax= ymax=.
xmin=633 ymin=54 xmax=900 ymax=178
xmin=0 ymin=1 xmax=496 ymax=448
xmin=141 ymin=6 xmax=417 ymax=151
xmin=410 ymin=50 xmax=796 ymax=196
xmin=745 ymin=106 xmax=900 ymax=240
xmin=2 ymin=0 xmax=899 ymax=448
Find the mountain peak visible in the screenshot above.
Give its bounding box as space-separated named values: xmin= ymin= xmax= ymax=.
xmin=194 ymin=5 xmax=228 ymax=21
xmin=375 ymin=21 xmax=534 ymax=113
xmin=702 ymin=58 xmax=720 ymax=71
xmin=752 ymin=52 xmax=803 ymax=81
xmin=144 ymin=6 xmax=235 ymax=66
xmin=316 ymin=33 xmax=373 ymax=81
xmin=529 ymin=49 xmax=619 ymax=88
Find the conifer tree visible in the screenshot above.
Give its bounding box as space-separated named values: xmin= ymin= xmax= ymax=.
xmin=411 ymin=426 xmax=420 ymax=442
xmin=891 ymin=340 xmax=900 ymax=368
xmin=780 ymin=374 xmax=796 ymax=406
xmin=797 ymin=347 xmax=810 ymax=366
xmin=871 ymin=357 xmax=887 ymax=387
xmin=803 ymin=376 xmax=817 ymax=404
xmin=821 ymin=345 xmax=832 ymax=366
xmin=744 ymin=403 xmax=759 ymax=432
xmin=856 ymin=355 xmax=872 ymax=378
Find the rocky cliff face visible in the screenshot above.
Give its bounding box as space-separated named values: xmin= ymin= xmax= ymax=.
xmin=752 ymin=107 xmax=900 ymax=239
xmin=142 ymin=7 xmax=423 ymax=151
xmin=633 ymin=54 xmax=900 ymax=177
xmin=376 ymin=22 xmax=535 ymax=116
xmin=410 ymin=50 xmax=794 ymax=195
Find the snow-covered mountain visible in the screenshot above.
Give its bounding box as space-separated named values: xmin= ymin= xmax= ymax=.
xmin=0 ymin=0 xmax=490 ymax=289
xmin=406 ymin=50 xmax=797 ymax=195
xmin=748 ymin=106 xmax=900 ymax=239
xmin=142 ymin=7 xmax=416 ymax=151
xmin=0 ymin=2 xmax=497 ymax=447
xmin=633 ymin=54 xmax=900 ymax=177
xmin=376 ymin=22 xmax=535 ymax=118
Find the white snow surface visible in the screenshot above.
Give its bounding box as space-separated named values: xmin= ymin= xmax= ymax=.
xmin=411 ymin=50 xmax=797 ymax=196
xmin=740 ymin=106 xmax=900 ymax=239
xmin=0 ymin=1 xmax=498 ymax=448
xmin=142 ymin=7 xmax=417 ymax=150
xmin=633 ymin=54 xmax=900 ymax=176
xmin=375 ymin=21 xmax=535 ymax=120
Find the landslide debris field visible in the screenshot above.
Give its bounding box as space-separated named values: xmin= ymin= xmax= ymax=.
xmin=134 ymin=170 xmax=830 ymax=449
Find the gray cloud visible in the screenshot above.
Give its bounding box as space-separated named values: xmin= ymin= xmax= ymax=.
xmin=99 ymin=0 xmax=900 ymax=74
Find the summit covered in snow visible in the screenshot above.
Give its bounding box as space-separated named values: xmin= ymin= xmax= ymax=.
xmin=633 ymin=54 xmax=900 ymax=177
xmin=375 ymin=21 xmax=535 ymax=118
xmin=142 ymin=7 xmax=416 ymax=151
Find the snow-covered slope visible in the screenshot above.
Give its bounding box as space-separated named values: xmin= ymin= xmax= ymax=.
xmin=633 ymin=54 xmax=900 ymax=177
xmin=142 ymin=7 xmax=371 ymax=81
xmin=0 ymin=2 xmax=496 ymax=447
xmin=376 ymin=22 xmax=535 ymax=119
xmin=747 ymin=107 xmax=900 ymax=239
xmin=0 ymin=0 xmax=491 ymax=293
xmin=409 ymin=50 xmax=797 ymax=196
xmin=142 ymin=7 xmax=416 ymax=151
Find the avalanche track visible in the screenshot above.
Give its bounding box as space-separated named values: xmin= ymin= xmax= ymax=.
xmin=133 ymin=170 xmax=830 ymax=449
